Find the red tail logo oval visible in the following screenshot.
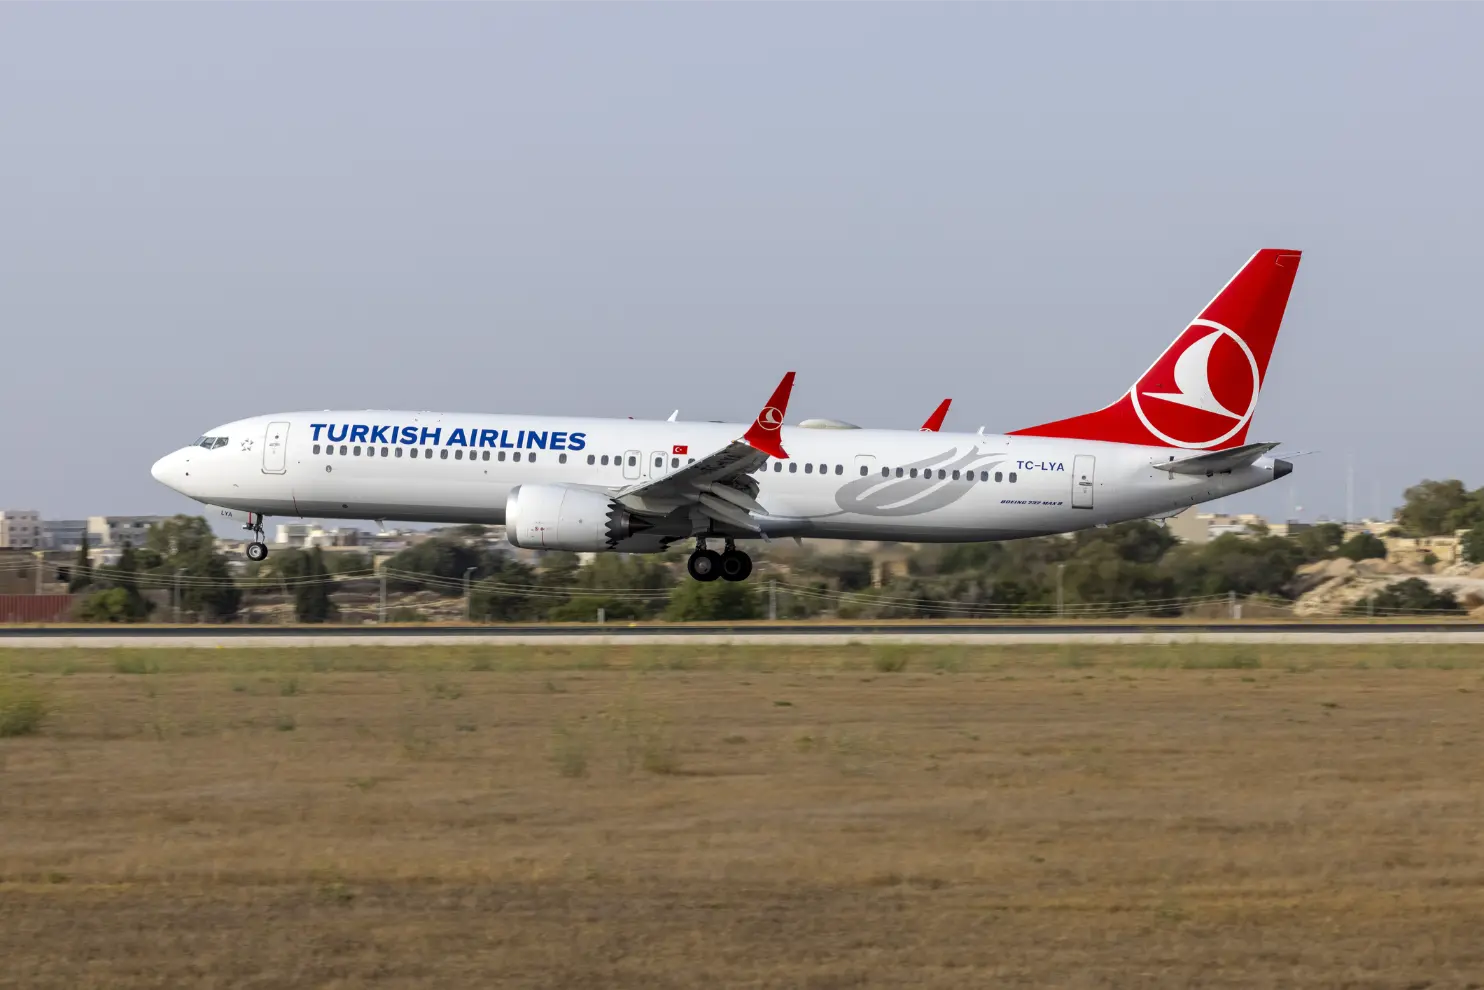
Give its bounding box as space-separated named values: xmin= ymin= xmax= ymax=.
xmin=1131 ymin=319 xmax=1260 ymax=448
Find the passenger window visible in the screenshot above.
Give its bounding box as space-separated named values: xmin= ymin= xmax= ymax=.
xmin=952 ymin=470 xmax=960 ymax=480
xmin=861 ymin=466 xmax=869 ymax=477
xmin=600 ymin=455 xmax=609 ymax=465
xmin=909 ymin=468 xmax=918 ymax=478
xmin=994 ymin=471 xmax=1003 ymax=482
xmin=655 ymin=456 xmax=663 ymax=468
xmin=528 ymin=453 xmax=536 ymax=463
xmin=835 ymin=464 xmax=843 ymax=475
xmin=671 ymin=457 xmax=679 ymax=468
xmin=482 ymin=451 xmax=490 ymax=461
xmin=789 ymin=462 xmax=798 ymax=473
xmin=895 ymin=467 xmax=903 ymax=477
xmin=805 ymin=463 xmax=814 ymax=474
xmin=498 ymin=451 xmax=506 ymax=461
xmin=440 ymin=449 xmax=448 ymax=460
xmin=455 ymin=450 xmax=463 ymax=460
xmin=773 ymin=462 xmax=782 ymax=472
xmin=313 ymin=444 xmax=321 ymax=454
xmin=688 ymin=458 xmax=695 ymax=465
xmin=1009 ymin=472 xmax=1017 ymax=483
xmin=938 ymin=469 xmax=946 ymax=480
xmin=354 ymin=446 xmax=363 ymax=456
xmin=513 ymin=451 xmax=522 ymax=462
xmin=587 ymin=455 xmax=596 ymax=465
xmin=627 ymin=456 xmax=636 ymax=467
xmin=559 ymin=453 xmax=567 ymax=464
xmin=339 ymin=445 xmax=347 ymax=455
xmin=381 ymin=447 xmax=389 ymax=457
xmin=395 ymin=448 xmax=403 ymax=458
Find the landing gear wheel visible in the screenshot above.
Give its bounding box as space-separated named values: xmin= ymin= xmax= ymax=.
xmin=687 ymin=549 xmax=722 ymax=582
xmin=245 ymin=542 xmax=269 ymax=562
xmin=719 ymin=549 xmax=752 ymax=582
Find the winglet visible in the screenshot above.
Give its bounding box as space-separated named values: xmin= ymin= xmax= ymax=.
xmin=920 ymin=398 xmax=952 ymax=432
xmin=742 ymin=371 xmax=795 ymax=459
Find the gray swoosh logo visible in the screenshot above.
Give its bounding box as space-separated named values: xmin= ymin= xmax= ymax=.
xmin=834 ymin=447 xmax=1007 ymax=517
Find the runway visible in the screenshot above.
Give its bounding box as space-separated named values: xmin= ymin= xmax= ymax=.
xmin=3 ymin=622 xmax=1484 ymax=647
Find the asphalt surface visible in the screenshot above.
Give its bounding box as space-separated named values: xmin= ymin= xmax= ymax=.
xmin=3 ymin=622 xmax=1483 ymax=647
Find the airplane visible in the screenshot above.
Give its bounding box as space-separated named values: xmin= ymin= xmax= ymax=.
xmin=151 ymin=249 xmax=1301 ymax=583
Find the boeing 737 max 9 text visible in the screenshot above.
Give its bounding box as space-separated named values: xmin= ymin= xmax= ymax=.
xmin=151 ymin=250 xmax=1301 ymax=581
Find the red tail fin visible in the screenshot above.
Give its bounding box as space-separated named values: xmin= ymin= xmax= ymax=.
xmin=1009 ymin=249 xmax=1301 ymax=450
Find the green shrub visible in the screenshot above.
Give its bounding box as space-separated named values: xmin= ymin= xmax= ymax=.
xmin=870 ymin=646 xmax=910 ymax=673
xmin=0 ymin=678 xmax=50 ymax=737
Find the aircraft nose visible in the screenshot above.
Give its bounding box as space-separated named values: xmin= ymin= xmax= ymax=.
xmin=151 ymin=450 xmax=188 ymax=491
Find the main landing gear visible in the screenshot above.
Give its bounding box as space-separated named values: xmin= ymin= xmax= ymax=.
xmin=243 ymin=512 xmax=269 ymax=562
xmin=687 ymin=539 xmax=752 ymax=582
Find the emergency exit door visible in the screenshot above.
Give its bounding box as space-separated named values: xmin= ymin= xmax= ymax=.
xmin=1071 ymin=455 xmax=1095 ymax=509
xmin=262 ymin=421 xmax=290 ymax=474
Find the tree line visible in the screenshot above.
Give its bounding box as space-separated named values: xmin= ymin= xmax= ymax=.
xmin=60 ymin=478 xmax=1484 ymax=622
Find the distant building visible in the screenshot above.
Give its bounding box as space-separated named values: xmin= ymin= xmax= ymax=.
xmin=1167 ymin=510 xmax=1274 ymax=545
xmin=274 ymin=523 xmax=313 ymax=548
xmin=41 ymin=519 xmax=91 ymax=551
xmin=0 ymin=510 xmax=42 ymax=549
xmin=270 ymin=524 xmax=364 ymax=549
xmin=87 ymin=515 xmax=167 ymax=550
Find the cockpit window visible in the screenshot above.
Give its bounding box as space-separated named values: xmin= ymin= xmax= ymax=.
xmin=195 ymin=436 xmax=229 ymax=449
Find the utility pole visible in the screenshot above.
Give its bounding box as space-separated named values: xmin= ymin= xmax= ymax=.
xmin=1056 ymin=563 xmax=1065 ymax=618
xmin=174 ymin=568 xmax=184 ymax=624
xmin=33 ymin=551 xmax=43 ymax=595
xmin=464 ymin=566 xmax=477 ymax=623
xmin=1346 ymin=454 xmax=1355 ymax=525
xmin=1229 ymin=589 xmax=1237 ymax=621
xmin=597 ymin=606 xmax=605 ymax=625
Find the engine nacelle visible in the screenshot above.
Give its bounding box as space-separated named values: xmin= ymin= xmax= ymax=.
xmin=505 ymin=484 xmax=651 ymax=551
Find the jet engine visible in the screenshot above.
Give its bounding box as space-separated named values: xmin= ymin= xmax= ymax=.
xmin=505 ymin=484 xmax=652 ymax=551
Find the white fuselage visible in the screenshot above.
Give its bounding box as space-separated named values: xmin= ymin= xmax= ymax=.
xmin=150 ymin=410 xmax=1282 ymax=544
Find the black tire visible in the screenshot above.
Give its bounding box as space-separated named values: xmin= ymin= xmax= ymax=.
xmin=246 ymin=542 xmax=268 ymax=562
xmin=687 ymin=549 xmax=722 ymax=581
xmin=719 ymin=549 xmax=752 ymax=582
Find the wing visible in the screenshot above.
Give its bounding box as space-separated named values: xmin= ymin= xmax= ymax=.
xmin=612 ymin=372 xmax=795 ymax=533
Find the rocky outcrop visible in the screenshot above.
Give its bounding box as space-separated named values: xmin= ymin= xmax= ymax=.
xmin=1292 ymin=555 xmax=1484 ymax=616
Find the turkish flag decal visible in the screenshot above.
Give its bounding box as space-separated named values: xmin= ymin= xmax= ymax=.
xmin=672 ymin=444 xmax=688 ymax=455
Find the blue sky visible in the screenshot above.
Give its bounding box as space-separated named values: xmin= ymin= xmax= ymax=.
xmin=2 ymin=4 xmax=1479 ymax=524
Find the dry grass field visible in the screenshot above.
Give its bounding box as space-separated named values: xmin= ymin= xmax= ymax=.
xmin=2 ymin=643 xmax=1483 ymax=989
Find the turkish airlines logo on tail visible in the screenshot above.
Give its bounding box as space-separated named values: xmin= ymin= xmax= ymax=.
xmin=756 ymin=406 xmax=784 ymax=432
xmin=1130 ymin=319 xmax=1261 ymax=449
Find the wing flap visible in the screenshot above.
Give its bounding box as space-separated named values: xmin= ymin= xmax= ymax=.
xmin=697 ymin=492 xmax=761 ymax=532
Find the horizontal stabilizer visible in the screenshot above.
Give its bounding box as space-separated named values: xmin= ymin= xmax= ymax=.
xmin=1153 ymin=441 xmax=1280 ymax=475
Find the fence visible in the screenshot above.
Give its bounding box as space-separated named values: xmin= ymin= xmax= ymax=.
xmin=0 ymin=562 xmax=1476 ymax=622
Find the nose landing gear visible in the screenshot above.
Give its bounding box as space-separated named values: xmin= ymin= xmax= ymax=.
xmin=243 ymin=512 xmax=269 ymax=562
